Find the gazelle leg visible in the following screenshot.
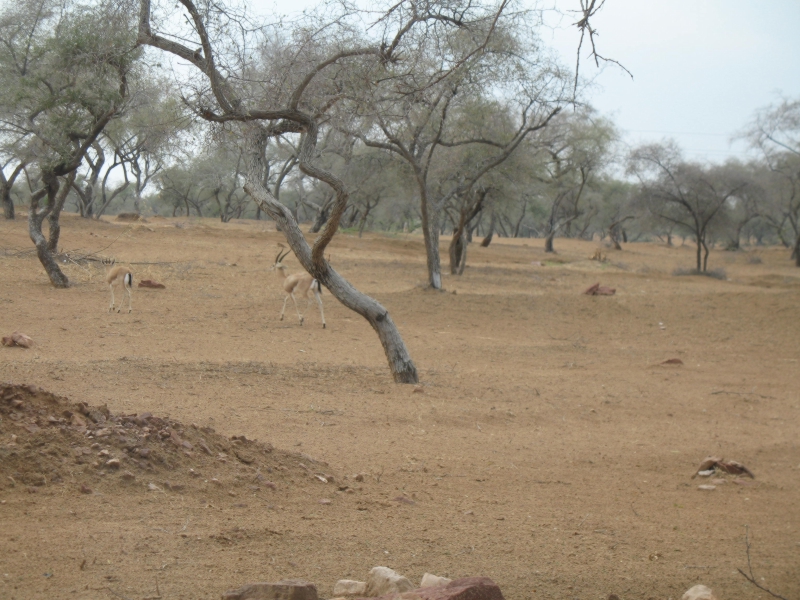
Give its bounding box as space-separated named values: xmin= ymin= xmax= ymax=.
xmin=109 ymin=284 xmax=116 ymax=312
xmin=280 ymin=294 xmax=290 ymax=321
xmin=314 ymin=290 xmax=326 ymax=329
xmin=124 ymin=282 xmax=132 ymax=313
xmin=290 ymin=292 xmax=303 ymax=325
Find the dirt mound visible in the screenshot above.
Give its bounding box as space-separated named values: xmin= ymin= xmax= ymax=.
xmin=0 ymin=382 xmax=337 ymax=496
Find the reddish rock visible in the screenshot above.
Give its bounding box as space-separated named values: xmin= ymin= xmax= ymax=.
xmin=138 ymin=279 xmax=165 ymax=289
xmin=2 ymin=332 xmax=34 ymax=348
xmin=358 ymin=577 xmax=504 ymax=600
xmin=221 ymin=580 xmax=318 ymax=600
xmin=661 ymin=358 xmax=683 ymax=365
xmin=583 ymin=283 xmax=616 ymax=296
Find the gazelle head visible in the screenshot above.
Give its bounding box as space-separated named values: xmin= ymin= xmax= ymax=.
xmin=271 ymin=244 xmax=291 ymax=272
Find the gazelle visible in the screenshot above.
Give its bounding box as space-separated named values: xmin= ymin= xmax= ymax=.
xmin=106 ymin=263 xmax=133 ymax=313
xmin=272 ymin=244 xmax=326 ymax=328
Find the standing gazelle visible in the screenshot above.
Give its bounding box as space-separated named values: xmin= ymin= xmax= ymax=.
xmin=106 ymin=264 xmax=133 ymax=313
xmin=272 ymin=245 xmax=326 ymax=328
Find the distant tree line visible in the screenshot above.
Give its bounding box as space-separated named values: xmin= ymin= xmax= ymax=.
xmin=3 ymin=3 xmax=800 ymax=272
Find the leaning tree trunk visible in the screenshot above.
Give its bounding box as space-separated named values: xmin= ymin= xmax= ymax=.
xmin=695 ymin=235 xmax=703 ymax=271
xmin=480 ymin=211 xmax=496 ymax=247
xmin=419 ymin=188 xmax=443 ymax=289
xmin=449 ymin=227 xmax=466 ymax=274
xmin=243 ymin=124 xmax=418 ymax=383
xmin=28 ymin=172 xmax=75 ymax=288
xmin=544 ymin=230 xmax=556 ymax=253
xmin=793 ymin=232 xmax=800 ymax=267
xmin=2 ymin=186 xmax=14 ymax=220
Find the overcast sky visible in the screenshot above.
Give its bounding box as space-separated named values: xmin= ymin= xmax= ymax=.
xmin=250 ymin=0 xmax=800 ymax=164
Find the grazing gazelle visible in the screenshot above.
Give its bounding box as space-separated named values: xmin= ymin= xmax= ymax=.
xmin=272 ymin=244 xmax=326 ymax=328
xmin=106 ymin=264 xmax=133 ymax=313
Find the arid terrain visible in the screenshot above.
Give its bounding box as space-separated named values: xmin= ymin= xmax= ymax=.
xmin=1 ymin=213 xmax=798 ymax=600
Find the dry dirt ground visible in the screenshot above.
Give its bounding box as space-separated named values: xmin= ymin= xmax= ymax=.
xmin=1 ymin=213 xmax=799 ymax=600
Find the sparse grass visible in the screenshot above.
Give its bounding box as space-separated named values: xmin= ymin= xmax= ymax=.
xmin=747 ymin=254 xmax=763 ymax=264
xmin=672 ymin=267 xmax=727 ymax=280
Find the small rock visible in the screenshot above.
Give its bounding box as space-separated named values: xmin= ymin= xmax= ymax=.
xmin=137 ymin=448 xmax=151 ymax=459
xmin=332 ymin=580 xmax=366 ymax=597
xmin=319 ymin=499 xmax=332 ymax=505
xmin=80 ymin=484 xmax=93 ymax=494
xmin=138 ymin=279 xmax=165 ymax=289
xmin=661 ymin=358 xmax=683 ymax=365
xmin=697 ymin=485 xmax=716 ymax=491
xmin=221 ymin=580 xmax=318 ymax=600
xmin=365 ymin=566 xmax=414 ymax=597
xmin=681 ymin=584 xmax=718 ymax=600
xmin=390 ymin=577 xmax=504 ymax=600
xmin=354 ymin=473 xmax=366 ymax=482
xmin=420 ymin=574 xmax=452 ymax=588
xmin=696 ymin=469 xmax=714 ymax=477
xmin=105 ymin=458 xmax=121 ymax=469
xmin=2 ymin=332 xmax=34 ymax=348
xmin=147 ymin=483 xmax=162 ymax=492
xmin=121 ymin=471 xmax=135 ymax=481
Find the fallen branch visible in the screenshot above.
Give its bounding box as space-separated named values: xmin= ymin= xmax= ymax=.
xmin=711 ymin=390 xmax=776 ymax=400
xmin=737 ymin=525 xmax=789 ymax=600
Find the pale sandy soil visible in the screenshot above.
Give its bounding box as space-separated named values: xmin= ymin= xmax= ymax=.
xmin=1 ymin=213 xmax=799 ymax=600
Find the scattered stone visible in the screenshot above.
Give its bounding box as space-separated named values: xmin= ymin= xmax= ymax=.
xmin=660 ymin=358 xmax=683 ymax=365
xmin=364 ymin=567 xmax=414 ymax=597
xmin=2 ymin=332 xmax=34 ymax=348
xmin=333 ymin=580 xmax=367 ymax=597
xmin=367 ymin=577 xmax=504 ymax=600
xmin=80 ymin=484 xmax=93 ymax=494
xmin=235 ymin=449 xmax=255 ymax=464
xmin=681 ymin=584 xmax=718 ymax=600
xmin=392 ymin=496 xmax=415 ymax=505
xmin=105 ymin=458 xmax=121 ymax=469
xmin=583 ymin=283 xmax=616 ymax=296
xmin=692 ymin=456 xmax=755 ymax=479
xmin=121 ymin=471 xmax=135 ymax=481
xmin=221 ymin=580 xmax=318 ymax=600
xmin=148 ymin=483 xmax=162 ymax=492
xmin=319 ymin=499 xmax=332 ymax=505
xmin=420 ymin=574 xmax=452 ymax=588
xmin=354 ymin=473 xmax=366 ymax=482
xmin=697 ymin=485 xmax=716 ymax=491
xmin=138 ymin=279 xmax=166 ymax=289
xmin=696 ymin=469 xmax=714 ymax=477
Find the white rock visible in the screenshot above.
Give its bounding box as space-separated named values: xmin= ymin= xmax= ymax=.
xmin=697 ymin=485 xmax=716 ymax=491
xmin=681 ymin=584 xmax=718 ymax=600
xmin=333 ymin=580 xmax=367 ymax=597
xmin=420 ymin=574 xmax=452 ymax=588
xmin=365 ymin=567 xmax=414 ymax=597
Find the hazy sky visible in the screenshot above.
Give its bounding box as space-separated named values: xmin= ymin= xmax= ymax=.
xmin=249 ymin=0 xmax=800 ymax=164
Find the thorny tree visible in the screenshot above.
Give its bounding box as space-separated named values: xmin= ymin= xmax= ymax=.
xmin=745 ymin=97 xmax=800 ymax=266
xmin=345 ymin=5 xmax=569 ymax=288
xmin=0 ymin=0 xmax=137 ymax=286
xmin=134 ymin=0 xmax=506 ymax=382
xmin=532 ymin=108 xmax=617 ymax=253
xmin=628 ymin=142 xmax=747 ymax=272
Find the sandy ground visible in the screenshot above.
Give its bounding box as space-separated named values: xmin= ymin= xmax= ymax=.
xmin=0 ymin=213 xmax=799 ymax=600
